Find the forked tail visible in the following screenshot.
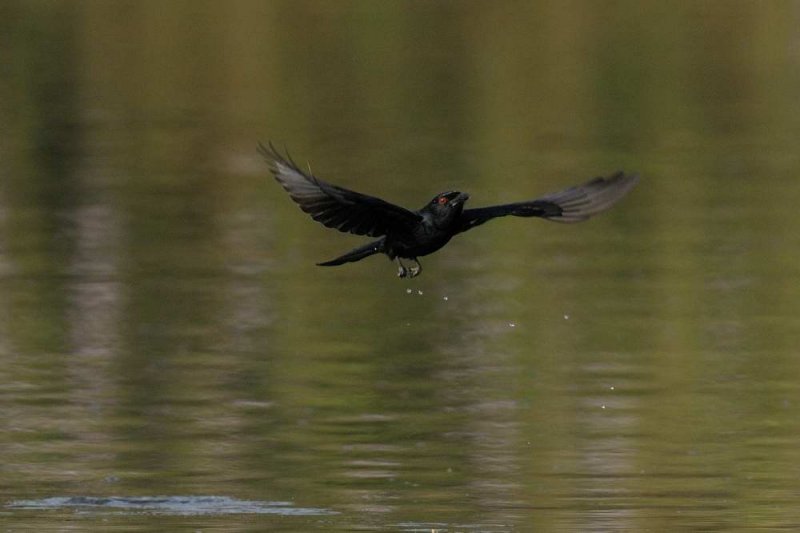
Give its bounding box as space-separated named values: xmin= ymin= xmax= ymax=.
xmin=317 ymin=239 xmax=384 ymax=267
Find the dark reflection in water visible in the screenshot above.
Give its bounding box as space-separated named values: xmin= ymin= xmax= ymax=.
xmin=2 ymin=1 xmax=800 ymax=532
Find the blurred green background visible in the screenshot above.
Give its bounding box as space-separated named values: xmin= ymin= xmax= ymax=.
xmin=2 ymin=1 xmax=800 ymax=531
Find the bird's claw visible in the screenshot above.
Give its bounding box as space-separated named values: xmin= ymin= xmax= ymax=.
xmin=397 ymin=259 xmax=420 ymax=279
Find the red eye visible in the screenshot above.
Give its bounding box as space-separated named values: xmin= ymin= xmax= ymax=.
xmin=437 ymin=197 xmax=448 ymax=205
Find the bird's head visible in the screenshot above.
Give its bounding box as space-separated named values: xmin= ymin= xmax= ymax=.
xmin=423 ymin=191 xmax=470 ymax=226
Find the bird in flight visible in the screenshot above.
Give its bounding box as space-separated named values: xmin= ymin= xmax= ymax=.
xmin=259 ymin=142 xmax=639 ymax=278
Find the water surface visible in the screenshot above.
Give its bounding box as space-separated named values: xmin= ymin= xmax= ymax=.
xmin=2 ymin=1 xmax=800 ymax=531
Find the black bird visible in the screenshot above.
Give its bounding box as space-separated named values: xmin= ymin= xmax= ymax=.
xmin=259 ymin=142 xmax=639 ymax=278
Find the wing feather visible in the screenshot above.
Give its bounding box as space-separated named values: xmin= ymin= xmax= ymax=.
xmin=259 ymin=142 xmax=421 ymax=237
xmin=457 ymin=171 xmax=639 ymax=233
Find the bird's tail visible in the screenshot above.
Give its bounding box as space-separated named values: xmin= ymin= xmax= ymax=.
xmin=317 ymin=239 xmax=384 ymax=267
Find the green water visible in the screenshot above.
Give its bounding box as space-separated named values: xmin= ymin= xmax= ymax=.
xmin=2 ymin=1 xmax=800 ymax=531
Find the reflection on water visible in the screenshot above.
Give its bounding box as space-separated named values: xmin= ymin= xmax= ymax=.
xmin=9 ymin=495 xmax=337 ymax=516
xmin=2 ymin=1 xmax=800 ymax=531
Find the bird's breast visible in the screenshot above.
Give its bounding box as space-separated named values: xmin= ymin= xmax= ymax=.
xmin=385 ymin=227 xmax=454 ymax=259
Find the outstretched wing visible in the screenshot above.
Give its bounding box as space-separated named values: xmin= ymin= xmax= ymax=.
xmin=259 ymin=142 xmax=422 ymax=237
xmin=457 ymin=171 xmax=639 ymax=233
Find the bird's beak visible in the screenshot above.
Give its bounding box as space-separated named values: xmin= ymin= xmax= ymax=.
xmin=452 ymin=192 xmax=469 ymax=205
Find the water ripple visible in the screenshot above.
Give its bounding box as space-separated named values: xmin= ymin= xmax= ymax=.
xmin=7 ymin=495 xmax=337 ymax=516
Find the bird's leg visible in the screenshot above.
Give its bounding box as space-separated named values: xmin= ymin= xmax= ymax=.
xmin=396 ymin=258 xmax=409 ymax=278
xmin=407 ymin=258 xmax=422 ymax=278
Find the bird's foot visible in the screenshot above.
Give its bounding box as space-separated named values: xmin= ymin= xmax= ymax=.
xmin=407 ymin=259 xmax=422 ymax=278
xmin=396 ymin=258 xmax=420 ymax=279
